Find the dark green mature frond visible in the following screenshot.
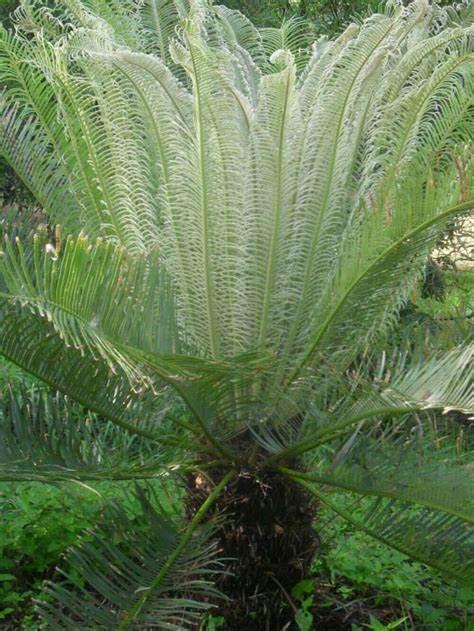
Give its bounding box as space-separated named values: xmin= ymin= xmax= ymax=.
xmin=260 ymin=344 xmax=473 ymax=461
xmin=0 ymin=386 xmax=183 ymax=482
xmin=0 ymin=231 xmax=179 ymax=356
xmin=0 ymin=234 xmax=179 ymax=435
xmin=391 ymin=344 xmax=473 ymax=413
xmin=295 ymin=479 xmax=474 ymax=585
xmin=290 ymin=424 xmax=474 ymax=521
xmin=0 ymin=233 xmax=274 ymax=448
xmin=38 ymin=484 xmax=225 ymax=629
xmin=327 ymin=343 xmax=474 ymax=438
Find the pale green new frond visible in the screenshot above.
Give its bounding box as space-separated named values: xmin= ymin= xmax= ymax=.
xmin=0 ymin=30 xmax=84 ymax=233
xmin=214 ymin=4 xmax=265 ymax=82
xmin=260 ymin=16 xmax=310 ymax=72
xmin=163 ymin=29 xmax=256 ymax=357
xmin=12 ymin=0 xmax=144 ymax=49
xmin=360 ymin=31 xmax=473 ymax=196
xmin=0 ymin=387 xmax=182 ymax=482
xmin=80 ymin=0 xmax=151 ymax=51
xmin=139 ymin=0 xmax=189 ymax=74
xmin=273 ymin=12 xmax=401 ymax=374
xmin=445 ymin=0 xmax=474 ymax=27
xmin=253 ymin=52 xmax=298 ymax=350
xmin=0 ymin=21 xmax=170 ymax=253
xmin=38 ymin=484 xmax=224 ymax=629
xmin=274 ymin=7 xmax=473 ymax=384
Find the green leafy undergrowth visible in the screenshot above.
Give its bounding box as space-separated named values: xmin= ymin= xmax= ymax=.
xmin=0 ymin=482 xmax=127 ymax=625
xmin=1 ymin=484 xmax=473 ymax=629
xmin=311 ymin=499 xmax=474 ymax=630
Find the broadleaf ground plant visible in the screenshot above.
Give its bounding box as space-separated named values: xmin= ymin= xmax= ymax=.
xmin=0 ymin=0 xmax=473 ymax=628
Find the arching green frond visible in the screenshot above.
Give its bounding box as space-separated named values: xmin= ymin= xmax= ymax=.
xmin=0 ymin=296 xmax=158 ymax=435
xmin=327 ymin=343 xmax=474 ymax=439
xmin=266 ymin=344 xmax=473 ymax=461
xmin=0 ymin=386 xmax=184 ymax=482
xmin=294 ymin=478 xmax=474 ymax=585
xmin=0 ymin=233 xmax=178 ymax=357
xmin=286 ymin=419 xmax=474 ymax=520
xmin=391 ymin=344 xmax=473 ymax=413
xmin=37 ymin=481 xmax=227 ymax=629
xmin=0 ymin=233 xmax=274 ymax=450
xmin=288 ymin=177 xmax=473 ymax=386
xmin=0 ymin=234 xmax=179 ymax=434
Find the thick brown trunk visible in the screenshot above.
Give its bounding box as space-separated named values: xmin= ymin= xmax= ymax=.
xmin=186 ymin=465 xmax=318 ymax=630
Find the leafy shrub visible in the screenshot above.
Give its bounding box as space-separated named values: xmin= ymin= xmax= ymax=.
xmin=0 ymin=483 xmax=103 ymax=622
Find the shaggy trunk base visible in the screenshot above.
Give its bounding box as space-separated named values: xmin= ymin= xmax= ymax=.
xmin=186 ymin=467 xmax=318 ymax=630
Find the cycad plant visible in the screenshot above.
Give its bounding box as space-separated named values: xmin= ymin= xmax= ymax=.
xmin=0 ymin=0 xmax=473 ymax=627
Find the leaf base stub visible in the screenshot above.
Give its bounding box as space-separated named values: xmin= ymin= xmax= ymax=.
xmin=185 ymin=461 xmax=318 ymax=629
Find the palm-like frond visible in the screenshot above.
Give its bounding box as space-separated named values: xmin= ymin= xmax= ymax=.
xmin=288 ymin=418 xmax=473 ymax=521
xmin=0 ymin=232 xmax=273 ymax=449
xmin=0 ymin=386 xmax=183 ymax=482
xmin=328 ymin=343 xmax=474 ymax=440
xmin=0 ymin=1 xmax=473 ymax=618
xmin=297 ymin=479 xmax=474 ymax=585
xmin=259 ymin=344 xmax=473 ymax=460
xmin=2 ymin=0 xmax=472 ymax=386
xmin=38 ymin=482 xmax=226 ymax=629
xmin=0 ymin=233 xmax=180 ymax=435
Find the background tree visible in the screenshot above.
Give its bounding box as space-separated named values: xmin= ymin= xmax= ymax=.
xmin=0 ymin=0 xmax=473 ymax=628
